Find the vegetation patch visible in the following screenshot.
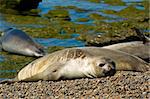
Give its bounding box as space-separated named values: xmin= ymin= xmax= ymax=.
xmin=104 ymin=0 xmax=126 ymax=5
xmin=44 ymin=10 xmax=71 ymax=21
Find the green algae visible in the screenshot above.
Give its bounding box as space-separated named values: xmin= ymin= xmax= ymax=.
xmin=103 ymin=5 xmax=148 ymax=19
xmin=4 ymin=14 xmax=49 ymax=25
xmin=0 ymin=52 xmax=35 ymax=78
xmin=88 ymin=0 xmax=100 ymax=3
xmin=0 ymin=8 xmax=19 ymax=15
xmin=89 ymin=13 xmax=106 ymax=20
xmin=76 ymin=18 xmax=90 ymax=22
xmin=101 ymin=10 xmax=117 ymax=15
xmin=104 ymin=0 xmax=126 ymax=6
xmin=117 ymin=6 xmax=146 ymax=18
xmin=47 ymin=46 xmax=65 ymax=53
xmin=3 ymin=3 xmax=149 ymax=45
xmin=44 ymin=10 xmax=71 ymax=21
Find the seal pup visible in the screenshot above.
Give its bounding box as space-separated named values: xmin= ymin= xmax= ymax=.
xmin=0 ymin=47 xmax=149 ymax=83
xmin=102 ymin=27 xmax=150 ymax=61
xmin=0 ymin=27 xmax=45 ymax=57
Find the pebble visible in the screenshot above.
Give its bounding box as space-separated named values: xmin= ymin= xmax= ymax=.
xmin=0 ymin=71 xmax=149 ymax=98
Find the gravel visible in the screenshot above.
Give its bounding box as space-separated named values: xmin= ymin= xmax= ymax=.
xmin=0 ymin=71 xmax=149 ymax=98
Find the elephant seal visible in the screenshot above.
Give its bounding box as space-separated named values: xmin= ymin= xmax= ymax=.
xmin=0 ymin=27 xmax=45 ymax=57
xmin=102 ymin=41 xmax=149 ymax=61
xmin=102 ymin=27 xmax=150 ymax=61
xmin=0 ymin=47 xmax=149 ymax=83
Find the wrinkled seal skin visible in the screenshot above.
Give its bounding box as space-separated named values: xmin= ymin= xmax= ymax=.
xmin=0 ymin=47 xmax=149 ymax=83
xmin=0 ymin=28 xmax=45 ymax=57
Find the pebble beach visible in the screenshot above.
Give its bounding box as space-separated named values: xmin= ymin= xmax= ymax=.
xmin=0 ymin=71 xmax=149 ymax=98
xmin=0 ymin=0 xmax=149 ymax=98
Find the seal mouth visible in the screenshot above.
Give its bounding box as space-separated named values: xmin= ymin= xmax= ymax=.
xmin=24 ymin=47 xmax=45 ymax=57
xmin=34 ymin=49 xmax=46 ymax=57
xmin=104 ymin=69 xmax=116 ymax=76
xmin=101 ymin=62 xmax=116 ymax=76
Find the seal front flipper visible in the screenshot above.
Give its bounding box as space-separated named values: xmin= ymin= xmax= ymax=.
xmin=131 ymin=27 xmax=150 ymax=44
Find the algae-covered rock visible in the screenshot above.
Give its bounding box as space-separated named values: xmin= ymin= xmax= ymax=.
xmin=76 ymin=18 xmax=90 ymax=22
xmin=0 ymin=0 xmax=41 ymax=15
xmin=17 ymin=0 xmax=42 ymax=11
xmin=89 ymin=13 xmax=106 ymax=20
xmin=117 ymin=6 xmax=145 ymax=17
xmin=0 ymin=0 xmax=18 ymax=9
xmin=44 ymin=10 xmax=71 ymax=21
xmin=88 ymin=0 xmax=100 ymax=3
xmin=104 ymin=0 xmax=126 ymax=5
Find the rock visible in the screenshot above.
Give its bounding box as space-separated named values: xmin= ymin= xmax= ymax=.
xmin=0 ymin=0 xmax=42 ymax=15
xmin=44 ymin=10 xmax=71 ymax=21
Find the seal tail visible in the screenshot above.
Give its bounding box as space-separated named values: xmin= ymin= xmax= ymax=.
xmin=131 ymin=27 xmax=150 ymax=44
xmin=0 ymin=77 xmax=18 ymax=84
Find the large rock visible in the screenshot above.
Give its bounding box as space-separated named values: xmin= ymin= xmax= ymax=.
xmin=0 ymin=0 xmax=42 ymax=15
xmin=17 ymin=0 xmax=42 ymax=11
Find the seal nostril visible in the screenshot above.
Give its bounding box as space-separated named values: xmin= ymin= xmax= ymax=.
xmin=105 ymin=69 xmax=116 ymax=76
xmin=99 ymin=63 xmax=105 ymax=67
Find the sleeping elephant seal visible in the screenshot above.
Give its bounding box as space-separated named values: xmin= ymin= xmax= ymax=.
xmin=102 ymin=27 xmax=150 ymax=61
xmin=0 ymin=27 xmax=45 ymax=57
xmin=0 ymin=47 xmax=149 ymax=83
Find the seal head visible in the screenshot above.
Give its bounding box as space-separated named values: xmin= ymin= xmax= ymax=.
xmin=59 ymin=56 xmax=116 ymax=80
xmin=90 ymin=57 xmax=116 ymax=77
xmin=1 ymin=28 xmax=45 ymax=57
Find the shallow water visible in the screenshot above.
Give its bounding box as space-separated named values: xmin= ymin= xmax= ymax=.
xmin=38 ymin=0 xmax=126 ymax=14
xmin=35 ymin=38 xmax=85 ymax=47
xmin=38 ymin=0 xmax=143 ymax=24
xmin=38 ymin=0 xmax=126 ymax=24
xmin=0 ymin=70 xmax=16 ymax=73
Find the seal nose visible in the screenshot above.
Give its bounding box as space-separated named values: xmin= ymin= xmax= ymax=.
xmin=101 ymin=63 xmax=116 ymax=76
xmin=34 ymin=49 xmax=46 ymax=57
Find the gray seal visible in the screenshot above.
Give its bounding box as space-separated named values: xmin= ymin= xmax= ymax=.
xmin=0 ymin=28 xmax=45 ymax=57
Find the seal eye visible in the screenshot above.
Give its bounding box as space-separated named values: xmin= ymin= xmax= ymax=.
xmin=98 ymin=63 xmax=105 ymax=67
xmin=53 ymin=70 xmax=57 ymax=73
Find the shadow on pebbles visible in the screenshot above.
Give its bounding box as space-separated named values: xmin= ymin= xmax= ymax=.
xmin=0 ymin=71 xmax=149 ymax=98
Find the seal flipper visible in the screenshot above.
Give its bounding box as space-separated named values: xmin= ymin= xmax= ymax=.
xmin=0 ymin=77 xmax=18 ymax=84
xmin=132 ymin=27 xmax=150 ymax=44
